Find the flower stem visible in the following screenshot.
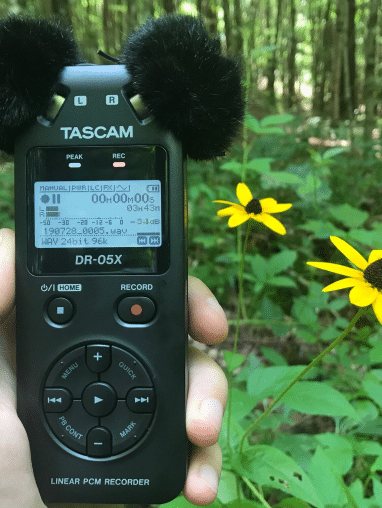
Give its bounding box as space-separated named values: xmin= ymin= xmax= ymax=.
xmin=227 ymin=222 xmax=252 ymax=450
xmin=239 ymin=306 xmax=367 ymax=453
xmin=242 ymin=476 xmax=273 ymax=508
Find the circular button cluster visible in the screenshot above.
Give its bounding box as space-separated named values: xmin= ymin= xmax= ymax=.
xmin=43 ymin=344 xmax=155 ymax=458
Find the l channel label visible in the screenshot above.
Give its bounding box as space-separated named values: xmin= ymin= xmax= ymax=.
xmin=57 ymin=284 xmax=82 ymax=292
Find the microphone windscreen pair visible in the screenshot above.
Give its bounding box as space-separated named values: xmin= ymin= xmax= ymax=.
xmin=0 ymin=15 xmax=244 ymax=159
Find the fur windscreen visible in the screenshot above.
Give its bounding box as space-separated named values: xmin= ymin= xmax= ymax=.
xmin=121 ymin=15 xmax=244 ymax=160
xmin=0 ymin=16 xmax=83 ymax=154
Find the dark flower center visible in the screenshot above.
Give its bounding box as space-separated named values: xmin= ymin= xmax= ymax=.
xmin=245 ymin=198 xmax=262 ymax=215
xmin=364 ymin=258 xmax=382 ymax=291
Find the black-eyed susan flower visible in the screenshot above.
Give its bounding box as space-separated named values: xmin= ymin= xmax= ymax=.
xmin=307 ymin=236 xmax=382 ymax=325
xmin=214 ymin=182 xmax=292 ymax=234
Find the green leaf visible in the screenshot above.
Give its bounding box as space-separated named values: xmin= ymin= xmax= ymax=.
xmin=308 ymin=446 xmax=347 ymax=507
xmin=222 ymin=350 xmax=246 ymax=372
xmin=370 ymin=454 xmax=382 ymax=473
xmin=246 ymin=157 xmax=274 ymax=173
xmin=260 ymin=171 xmax=304 ymax=187
xmin=247 ymin=365 xmax=306 ymax=400
xmin=220 ymin=160 xmax=243 ymax=176
xmin=268 ymin=250 xmax=297 ymax=275
xmin=276 ymin=499 xmax=311 ymax=508
xmin=281 ymin=381 xmax=357 ymax=418
xmin=369 ymin=343 xmax=382 ymax=364
xmin=328 ymin=204 xmax=368 ymax=229
xmin=235 ymin=445 xmax=324 ymax=508
xmin=260 ymin=114 xmax=295 ymax=126
xmin=362 ymin=372 xmax=382 ymax=409
xmin=322 ymin=146 xmax=350 ymax=160
xmin=261 ymin=346 xmax=288 ymax=366
xmin=268 ymin=276 xmax=297 ymax=288
xmin=217 ymin=470 xmax=238 ymax=504
xmin=159 ymin=495 xmax=224 ymax=507
xmin=226 ymin=388 xmax=256 ymax=422
xmin=226 ymin=501 xmax=263 ymax=508
xmin=245 ymin=114 xmax=261 ymax=133
xmin=299 ymin=219 xmax=341 ymax=238
xmin=314 ymin=433 xmax=353 ymax=475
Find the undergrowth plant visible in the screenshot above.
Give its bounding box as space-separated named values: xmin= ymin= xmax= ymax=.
xmin=159 ymin=112 xmax=382 ymax=508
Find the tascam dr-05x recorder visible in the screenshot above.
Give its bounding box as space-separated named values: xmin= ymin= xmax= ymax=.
xmin=15 ymin=64 xmax=187 ymax=504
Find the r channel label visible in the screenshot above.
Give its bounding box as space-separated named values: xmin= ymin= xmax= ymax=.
xmin=57 ymin=284 xmax=82 ymax=292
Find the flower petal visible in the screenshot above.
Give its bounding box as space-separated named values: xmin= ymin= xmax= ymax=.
xmin=236 ymin=183 xmax=253 ymax=207
xmin=257 ymin=213 xmax=286 ymax=235
xmin=349 ymin=283 xmax=378 ymax=307
xmin=228 ymin=212 xmax=250 ymax=228
xmin=322 ymin=278 xmax=362 ymax=292
xmin=330 ymin=236 xmax=368 ymax=270
xmin=214 ymin=200 xmax=238 ymax=206
xmin=307 ymin=261 xmax=363 ymax=279
xmin=217 ymin=204 xmax=245 ymax=217
xmin=260 ymin=198 xmax=292 ymax=214
xmin=368 ymin=250 xmax=382 ymax=264
xmin=372 ymin=293 xmax=382 ymax=325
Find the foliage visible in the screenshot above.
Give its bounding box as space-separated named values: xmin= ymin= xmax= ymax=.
xmin=172 ymin=112 xmax=382 ymax=507
xmin=0 ymin=159 xmax=14 ymax=229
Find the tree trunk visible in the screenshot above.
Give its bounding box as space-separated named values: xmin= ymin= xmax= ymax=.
xmin=364 ymin=0 xmax=379 ymax=139
xmin=233 ymin=0 xmax=243 ymax=55
xmin=197 ymin=0 xmax=218 ymax=36
xmin=222 ymin=0 xmax=233 ymax=55
xmin=162 ymin=0 xmax=176 ymax=13
xmin=287 ymin=0 xmax=297 ymax=109
xmin=332 ymin=0 xmax=347 ymax=123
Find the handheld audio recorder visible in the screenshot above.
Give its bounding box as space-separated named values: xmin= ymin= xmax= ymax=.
xmin=14 ymin=63 xmax=187 ymax=504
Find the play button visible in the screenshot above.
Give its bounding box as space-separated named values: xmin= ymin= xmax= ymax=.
xmin=82 ymin=382 xmax=117 ymax=417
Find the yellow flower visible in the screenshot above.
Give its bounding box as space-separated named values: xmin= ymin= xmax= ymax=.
xmin=307 ymin=236 xmax=382 ymax=325
xmin=214 ymin=182 xmax=292 ymax=235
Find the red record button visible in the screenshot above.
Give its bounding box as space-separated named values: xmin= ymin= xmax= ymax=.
xmin=117 ymin=297 xmax=156 ymax=324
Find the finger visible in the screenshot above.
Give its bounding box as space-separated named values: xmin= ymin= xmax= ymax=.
xmin=0 ymin=228 xmax=15 ymax=321
xmin=0 ymin=228 xmax=16 ymax=409
xmin=187 ymin=347 xmax=228 ymax=447
xmin=188 ymin=276 xmax=228 ymax=345
xmin=183 ymin=442 xmax=222 ymax=506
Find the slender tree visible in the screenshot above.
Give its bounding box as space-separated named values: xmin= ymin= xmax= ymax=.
xmin=364 ymin=0 xmax=379 ymax=139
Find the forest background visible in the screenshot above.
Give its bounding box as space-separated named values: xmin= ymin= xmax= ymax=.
xmin=1 ymin=0 xmax=382 ymax=507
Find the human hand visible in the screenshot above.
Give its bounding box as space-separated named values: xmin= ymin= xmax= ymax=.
xmin=0 ymin=228 xmax=228 ymax=507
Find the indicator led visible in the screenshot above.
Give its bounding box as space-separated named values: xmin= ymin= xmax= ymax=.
xmin=69 ymin=163 xmax=82 ymax=168
xmin=113 ymin=162 xmax=126 ymax=168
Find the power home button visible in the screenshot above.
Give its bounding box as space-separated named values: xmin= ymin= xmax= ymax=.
xmin=117 ymin=297 xmax=156 ymax=324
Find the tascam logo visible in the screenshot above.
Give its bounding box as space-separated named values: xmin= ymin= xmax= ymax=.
xmin=60 ymin=126 xmax=133 ymax=140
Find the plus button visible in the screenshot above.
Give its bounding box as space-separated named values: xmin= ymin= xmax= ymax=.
xmin=86 ymin=345 xmax=111 ymax=373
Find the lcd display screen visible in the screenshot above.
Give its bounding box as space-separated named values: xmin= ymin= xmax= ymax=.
xmin=34 ymin=180 xmax=162 ymax=249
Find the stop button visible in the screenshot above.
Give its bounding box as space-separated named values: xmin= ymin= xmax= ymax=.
xmin=117 ymin=297 xmax=156 ymax=324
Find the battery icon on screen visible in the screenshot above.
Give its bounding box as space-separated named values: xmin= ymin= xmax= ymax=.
xmin=113 ymin=162 xmax=126 ymax=168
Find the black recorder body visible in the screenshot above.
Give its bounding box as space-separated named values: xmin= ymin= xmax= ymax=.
xmin=15 ymin=63 xmax=187 ymax=504
xmin=1 ymin=13 xmax=243 ymax=505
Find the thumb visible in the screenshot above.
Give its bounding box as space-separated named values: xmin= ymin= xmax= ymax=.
xmin=0 ymin=228 xmax=15 ymax=320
